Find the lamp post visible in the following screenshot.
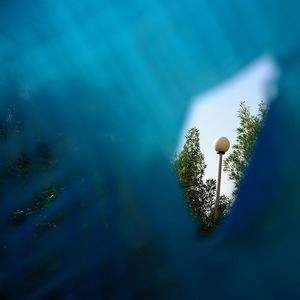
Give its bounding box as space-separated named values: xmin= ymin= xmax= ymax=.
xmin=214 ymin=137 xmax=230 ymax=221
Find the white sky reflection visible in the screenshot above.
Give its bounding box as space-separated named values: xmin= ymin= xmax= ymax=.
xmin=178 ymin=55 xmax=279 ymax=196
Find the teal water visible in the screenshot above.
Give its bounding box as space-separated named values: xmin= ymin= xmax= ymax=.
xmin=1 ymin=1 xmax=300 ymax=299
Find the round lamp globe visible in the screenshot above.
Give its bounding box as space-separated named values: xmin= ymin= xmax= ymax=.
xmin=214 ymin=137 xmax=230 ymax=154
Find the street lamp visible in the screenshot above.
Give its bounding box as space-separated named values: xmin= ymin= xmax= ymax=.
xmin=214 ymin=137 xmax=230 ymax=221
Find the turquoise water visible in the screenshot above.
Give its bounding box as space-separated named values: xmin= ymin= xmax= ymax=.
xmin=1 ymin=1 xmax=300 ymax=299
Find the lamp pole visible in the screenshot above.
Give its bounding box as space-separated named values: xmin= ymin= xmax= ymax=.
xmin=214 ymin=137 xmax=230 ymax=221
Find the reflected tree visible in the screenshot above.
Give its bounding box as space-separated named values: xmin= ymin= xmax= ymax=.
xmin=173 ymin=127 xmax=230 ymax=234
xmin=224 ymin=101 xmax=267 ymax=196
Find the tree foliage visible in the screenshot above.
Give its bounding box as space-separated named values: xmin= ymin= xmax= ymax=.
xmin=224 ymin=101 xmax=267 ymax=195
xmin=173 ymin=101 xmax=267 ymax=233
xmin=173 ymin=127 xmax=230 ymax=233
xmin=0 ymin=104 xmax=63 ymax=234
